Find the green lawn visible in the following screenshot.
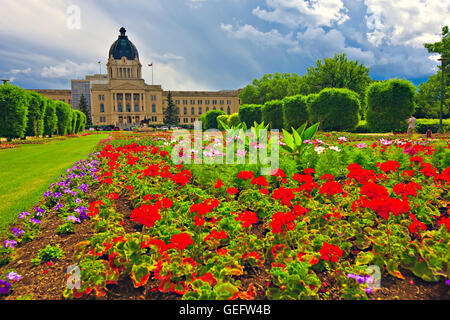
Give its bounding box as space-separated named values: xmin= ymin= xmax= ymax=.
xmin=0 ymin=134 xmax=109 ymax=232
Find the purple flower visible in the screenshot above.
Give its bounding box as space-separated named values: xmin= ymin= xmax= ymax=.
xmin=79 ymin=212 xmax=88 ymax=221
xmin=364 ymin=287 xmax=374 ymax=294
xmin=78 ymin=183 xmax=88 ymax=192
xmin=67 ymin=215 xmax=81 ymax=224
xmin=10 ymin=228 xmax=24 ymax=237
xmin=5 ymin=272 xmax=22 ymax=282
xmin=53 ymin=192 xmax=62 ymax=199
xmin=4 ymin=239 xmax=17 ymax=248
xmin=347 ymin=273 xmax=356 ymax=279
xmin=75 ymin=198 xmax=82 ymax=204
xmin=74 ymin=206 xmax=87 ymax=215
xmin=446 ymin=279 xmax=450 ymax=286
xmin=43 ymin=191 xmax=52 ymax=198
xmin=35 ymin=206 xmax=45 ymax=216
xmin=30 ymin=218 xmax=41 ymax=224
xmin=18 ymin=211 xmax=30 ymax=219
xmin=0 ymin=279 xmax=12 ymax=295
xmin=54 ymin=203 xmax=64 ymax=211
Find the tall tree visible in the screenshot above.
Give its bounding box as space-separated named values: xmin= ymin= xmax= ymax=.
xmin=304 ymin=53 xmax=372 ymax=110
xmin=425 ymin=26 xmax=449 ymax=77
xmin=78 ymin=94 xmax=91 ymax=126
xmin=163 ymin=91 xmax=179 ymax=125
xmin=415 ymin=71 xmax=449 ymax=118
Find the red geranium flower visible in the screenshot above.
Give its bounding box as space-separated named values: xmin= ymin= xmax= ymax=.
xmin=235 ymin=211 xmax=258 ymax=228
xmin=251 ymin=176 xmax=268 ymax=187
xmin=319 ymin=242 xmax=343 ymax=263
xmin=270 ymin=211 xmax=296 ymax=233
xmin=130 ymin=204 xmax=161 ymax=228
xmin=319 ymin=181 xmax=344 ymax=196
xmin=237 ymin=170 xmax=254 ymax=180
xmin=227 ymin=187 xmax=239 ymax=195
xmin=170 ymin=233 xmax=193 ymax=250
xmin=215 ymin=179 xmax=225 ymax=189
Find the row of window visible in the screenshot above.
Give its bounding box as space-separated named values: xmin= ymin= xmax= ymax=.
xmin=174 ymin=99 xmax=231 ymax=105
xmin=100 ymin=104 xmax=232 ymax=115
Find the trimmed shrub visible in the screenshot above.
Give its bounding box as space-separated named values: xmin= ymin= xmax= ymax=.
xmin=200 ymin=109 xmax=226 ymax=130
xmin=262 ymin=100 xmax=284 ymax=130
xmin=79 ymin=112 xmax=87 ymax=132
xmin=238 ymin=104 xmax=262 ymax=127
xmin=217 ymin=115 xmax=229 ymax=130
xmin=55 ymin=101 xmax=72 ymax=135
xmin=365 ymin=79 xmax=416 ymax=132
xmin=70 ymin=110 xmax=78 ymax=134
xmin=43 ymin=100 xmax=58 ymax=137
xmin=228 ymin=113 xmax=240 ymax=127
xmin=309 ymin=88 xmax=361 ymax=131
xmin=25 ymin=91 xmax=47 ymax=137
xmin=74 ymin=110 xmax=83 ymax=133
xmin=282 ymin=94 xmax=308 ymax=130
xmin=0 ymin=84 xmax=29 ymax=141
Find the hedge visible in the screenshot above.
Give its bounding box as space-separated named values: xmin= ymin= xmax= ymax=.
xmin=55 ymin=101 xmax=73 ymax=136
xmin=262 ymin=100 xmax=284 ymax=130
xmin=309 ymin=88 xmax=361 ymax=131
xmin=0 ymin=84 xmax=29 ymax=141
xmin=43 ymin=100 xmax=58 ymax=137
xmin=200 ymin=109 xmax=226 ymax=130
xmin=238 ymin=104 xmax=262 ymax=127
xmin=228 ymin=113 xmax=240 ymax=127
xmin=25 ymin=91 xmax=47 ymax=137
xmin=282 ymin=94 xmax=308 ymax=130
xmin=217 ymin=114 xmax=229 ymax=130
xmin=365 ymin=79 xmax=416 ymax=132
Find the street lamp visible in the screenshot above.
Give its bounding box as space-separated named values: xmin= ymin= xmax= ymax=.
xmin=437 ymin=57 xmax=448 ymax=133
xmin=0 ymin=79 xmax=10 ymax=85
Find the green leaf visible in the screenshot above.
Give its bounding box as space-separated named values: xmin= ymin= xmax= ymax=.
xmin=282 ymin=129 xmax=295 ymax=151
xmin=355 ymin=251 xmax=375 ymax=265
xmin=302 ymin=122 xmax=319 ymax=141
xmin=213 ymin=282 xmax=239 ymax=300
xmin=296 ymin=122 xmax=308 ymax=137
xmin=292 ymin=127 xmax=302 ymax=146
xmin=412 ymin=261 xmax=440 ymax=282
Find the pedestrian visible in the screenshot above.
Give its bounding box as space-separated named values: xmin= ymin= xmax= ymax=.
xmin=426 ymin=128 xmax=432 ymax=139
xmin=407 ymin=114 xmax=416 ymax=137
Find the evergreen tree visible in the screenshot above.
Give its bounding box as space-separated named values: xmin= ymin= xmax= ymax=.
xmin=163 ymin=91 xmax=179 ymax=125
xmin=78 ymin=94 xmax=92 ymax=126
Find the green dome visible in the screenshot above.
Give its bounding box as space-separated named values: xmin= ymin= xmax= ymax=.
xmin=109 ymin=27 xmax=139 ymax=61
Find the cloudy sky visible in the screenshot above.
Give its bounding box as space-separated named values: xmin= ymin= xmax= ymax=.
xmin=0 ymin=0 xmax=448 ymax=91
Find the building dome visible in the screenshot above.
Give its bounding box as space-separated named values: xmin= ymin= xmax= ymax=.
xmin=109 ymin=27 xmax=139 ymax=60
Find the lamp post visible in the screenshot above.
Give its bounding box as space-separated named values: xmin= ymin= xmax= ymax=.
xmin=437 ymin=57 xmax=447 ymax=133
xmin=0 ymin=79 xmax=10 ymax=85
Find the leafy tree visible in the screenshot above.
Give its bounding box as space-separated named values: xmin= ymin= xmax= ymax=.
xmin=365 ymin=79 xmax=416 ymax=132
xmin=78 ymin=94 xmax=91 ymax=126
xmin=163 ymin=91 xmax=179 ymax=125
xmin=200 ymin=109 xmax=226 ymax=130
xmin=305 ymin=53 xmax=371 ymax=111
xmin=238 ymin=104 xmax=262 ymax=127
xmin=415 ymin=71 xmax=448 ymax=118
xmin=240 ymin=72 xmax=310 ymax=105
xmin=309 ymin=88 xmax=360 ymax=131
xmin=262 ymin=99 xmax=284 ymax=130
xmin=25 ymin=91 xmax=47 ymax=137
xmin=43 ymin=100 xmax=58 ymax=137
xmin=0 ymin=84 xmax=29 ymax=141
xmin=282 ymin=94 xmax=309 ymax=130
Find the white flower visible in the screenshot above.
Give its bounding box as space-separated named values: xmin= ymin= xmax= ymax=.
xmin=314 ymin=146 xmax=326 ymax=154
xmin=329 ymin=146 xmax=341 ymax=152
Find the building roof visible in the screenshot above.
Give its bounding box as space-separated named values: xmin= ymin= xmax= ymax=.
xmin=109 ymin=27 xmax=139 ymax=61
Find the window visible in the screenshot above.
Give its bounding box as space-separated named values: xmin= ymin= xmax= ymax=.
xmin=190 ymin=99 xmax=195 ymax=105
xmin=227 ymin=100 xmax=231 ymax=105
xmin=118 ymin=103 xmax=123 ymax=112
xmin=205 ymin=100 xmax=210 ymax=105
xmin=212 ymin=100 xmax=217 ymax=105
xmin=206 ymin=107 xmax=209 ymax=112
xmin=191 ymin=107 xmax=195 ymax=115
xmin=213 ymin=106 xmax=216 ymax=110
xmin=197 ymin=100 xmax=202 ymax=105
xmin=198 ymin=107 xmax=202 ymax=115
xmin=183 ymin=100 xmax=188 ymax=105
xmin=151 ymin=95 xmax=157 ymax=101
xmin=133 ymin=94 xmax=140 ymax=101
xmin=125 ymin=94 xmax=131 ymax=101
xmin=117 ymin=93 xmax=123 ymax=100
xmin=126 ymin=104 xmax=131 ymax=112
xmin=176 ymin=100 xmax=180 ymax=105
xmin=68 ymin=99 xmax=71 ymax=104
xmin=227 ymin=106 xmax=231 ymax=115
xmin=220 ymin=100 xmax=224 ymax=105
xmin=127 ymin=68 xmax=131 ymax=78
xmin=184 ymin=107 xmax=187 ymax=115
xmin=100 ymin=104 xmax=104 ymax=113
xmin=152 ymin=104 xmax=156 ymax=113
xmin=134 ymin=105 xmax=139 ymax=112
xmin=99 ymin=116 xmax=106 ymax=123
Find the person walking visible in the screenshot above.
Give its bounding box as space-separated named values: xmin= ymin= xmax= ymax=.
xmin=407 ymin=114 xmax=416 ymax=137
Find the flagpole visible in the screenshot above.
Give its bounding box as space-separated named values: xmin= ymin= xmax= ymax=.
xmin=98 ymin=61 xmax=101 ymax=74
xmin=148 ymin=63 xmax=154 ymax=85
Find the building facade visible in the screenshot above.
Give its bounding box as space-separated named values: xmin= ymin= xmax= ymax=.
xmin=31 ymin=27 xmax=241 ymax=128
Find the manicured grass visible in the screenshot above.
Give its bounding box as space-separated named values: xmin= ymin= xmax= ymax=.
xmin=0 ymin=134 xmax=109 ymax=232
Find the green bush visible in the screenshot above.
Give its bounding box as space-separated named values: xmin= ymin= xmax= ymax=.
xmin=349 ymin=120 xmax=370 ymax=133
xmin=262 ymin=100 xmax=284 ymax=130
xmin=43 ymin=100 xmax=58 ymax=137
xmin=74 ymin=110 xmax=84 ymax=133
xmin=25 ymin=91 xmax=47 ymax=137
xmin=69 ymin=110 xmax=78 ymax=134
xmin=238 ymin=104 xmax=262 ymax=127
xmin=228 ymin=113 xmax=240 ymax=127
xmin=55 ymin=101 xmax=73 ymax=135
xmin=200 ymin=109 xmax=226 ymax=130
xmin=309 ymin=88 xmax=361 ymax=131
xmin=0 ymin=84 xmax=29 ymax=141
xmin=365 ymin=79 xmax=416 ymax=132
xmin=282 ymin=94 xmax=308 ymax=130
xmin=79 ymin=112 xmax=87 ymax=132
xmin=217 ymin=115 xmax=229 ymax=130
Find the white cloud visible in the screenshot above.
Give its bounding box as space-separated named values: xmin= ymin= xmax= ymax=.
xmin=186 ymin=0 xmax=208 ymax=9
xmin=252 ymin=0 xmax=349 ymax=28
xmin=220 ymin=23 xmax=296 ymax=47
xmin=364 ymin=0 xmax=449 ymax=47
xmin=7 ymin=67 xmax=32 ymax=75
xmin=41 ymin=60 xmax=98 ymax=78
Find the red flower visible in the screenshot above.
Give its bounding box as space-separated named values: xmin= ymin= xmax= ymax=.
xmin=360 ymin=182 xmax=389 ymax=199
xmin=194 ymin=215 xmax=205 ymax=227
xmin=319 ymin=181 xmax=344 ymax=196
xmin=130 ymin=204 xmax=161 ymax=228
xmin=320 ymin=174 xmax=334 ymax=181
xmin=376 ymin=160 xmax=400 ymax=173
xmin=159 ymin=150 xmax=169 ymax=157
xmin=347 ymin=163 xmax=377 ymax=184
xmin=251 ymin=176 xmax=268 ymax=187
xmin=270 ymin=211 xmax=296 ymax=233
xmin=237 ymin=170 xmax=254 ymax=180
xmin=170 ymin=233 xmax=193 ymax=250
xmin=171 ymin=170 xmax=191 ymax=186
xmin=204 ymin=230 xmax=228 ymax=242
xmin=303 ymin=168 xmax=315 ymax=175
xmin=190 ymin=198 xmax=219 ymax=215
xmin=227 ymin=187 xmax=239 ymax=195
xmin=215 ymin=179 xmax=225 ymax=189
xmin=87 ymin=200 xmax=105 ymax=217
xmin=259 ymin=188 xmax=269 ymax=195
xmin=393 ymin=182 xmax=421 ymax=199
xmin=291 ymin=204 xmax=308 ymax=217
xmin=319 ymin=242 xmax=343 ymax=263
xmin=235 ymin=211 xmax=258 ymax=228
xmin=271 ymin=168 xmax=286 ymax=178
xmin=272 ymin=186 xmax=295 ymax=206
xmin=420 ymin=163 xmax=437 ymax=177
xmin=161 ymin=197 xmax=173 ymax=209
xmin=106 ymin=192 xmax=119 ymax=200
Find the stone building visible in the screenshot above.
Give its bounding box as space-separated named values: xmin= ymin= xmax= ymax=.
xmin=32 ymin=27 xmax=242 ymax=128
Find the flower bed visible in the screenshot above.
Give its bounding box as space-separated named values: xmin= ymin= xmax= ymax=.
xmin=1 ymin=131 xmax=449 ymax=300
